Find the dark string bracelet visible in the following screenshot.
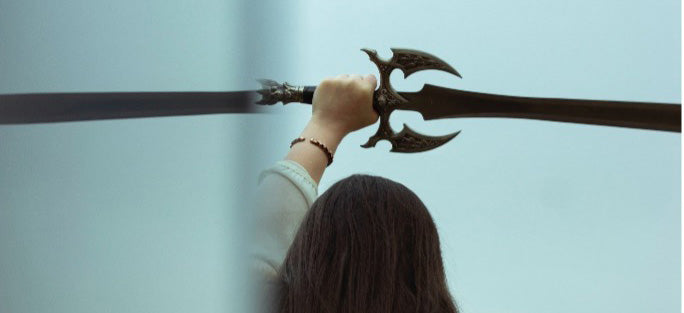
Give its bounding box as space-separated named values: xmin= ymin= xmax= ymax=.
xmin=290 ymin=137 xmax=334 ymax=166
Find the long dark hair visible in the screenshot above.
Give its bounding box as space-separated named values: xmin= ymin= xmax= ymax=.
xmin=275 ymin=174 xmax=459 ymax=313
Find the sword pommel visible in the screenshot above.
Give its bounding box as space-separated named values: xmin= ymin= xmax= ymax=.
xmin=256 ymin=79 xmax=306 ymax=105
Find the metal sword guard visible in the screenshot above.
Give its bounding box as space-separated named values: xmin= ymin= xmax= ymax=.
xmin=359 ymin=48 xmax=462 ymax=152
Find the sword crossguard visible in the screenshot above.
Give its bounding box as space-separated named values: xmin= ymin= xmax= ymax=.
xmin=360 ymin=48 xmax=462 ymax=152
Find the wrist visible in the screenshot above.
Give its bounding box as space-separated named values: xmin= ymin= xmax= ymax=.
xmin=285 ymin=118 xmax=347 ymax=184
xmin=302 ymin=118 xmax=348 ymax=153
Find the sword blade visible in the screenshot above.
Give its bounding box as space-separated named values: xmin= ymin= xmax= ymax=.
xmin=0 ymin=91 xmax=257 ymax=124
xmin=398 ymin=85 xmax=681 ymax=132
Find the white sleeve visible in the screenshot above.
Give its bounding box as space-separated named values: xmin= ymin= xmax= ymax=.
xmin=250 ymin=160 xmax=318 ymax=284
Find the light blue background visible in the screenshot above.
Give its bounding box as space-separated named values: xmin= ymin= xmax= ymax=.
xmin=0 ymin=1 xmax=282 ymax=312
xmin=253 ymin=1 xmax=681 ymax=312
xmin=0 ymin=0 xmax=680 ymax=313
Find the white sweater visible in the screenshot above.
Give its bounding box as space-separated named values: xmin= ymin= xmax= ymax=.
xmin=250 ymin=160 xmax=318 ymax=312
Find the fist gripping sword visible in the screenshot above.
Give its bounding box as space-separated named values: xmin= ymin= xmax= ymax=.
xmin=1 ymin=48 xmax=680 ymax=153
xmin=258 ymin=48 xmax=465 ymax=152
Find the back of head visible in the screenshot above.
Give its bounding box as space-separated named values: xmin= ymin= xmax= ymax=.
xmin=277 ymin=174 xmax=458 ymax=313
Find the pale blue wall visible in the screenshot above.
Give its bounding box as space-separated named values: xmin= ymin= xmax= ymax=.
xmin=1 ymin=1 xmax=680 ymax=313
xmin=265 ymin=0 xmax=680 ymax=312
xmin=0 ymin=1 xmax=262 ymax=312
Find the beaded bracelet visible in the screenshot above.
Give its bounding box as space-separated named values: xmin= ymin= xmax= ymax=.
xmin=290 ymin=137 xmax=334 ymax=166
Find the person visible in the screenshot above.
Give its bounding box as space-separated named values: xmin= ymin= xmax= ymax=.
xmin=251 ymin=74 xmax=459 ymax=313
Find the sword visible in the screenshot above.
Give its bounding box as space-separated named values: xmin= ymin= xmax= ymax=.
xmin=259 ymin=48 xmax=680 ymax=152
xmin=1 ymin=48 xmax=679 ymax=153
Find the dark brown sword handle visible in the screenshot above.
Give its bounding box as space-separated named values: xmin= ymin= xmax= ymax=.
xmin=302 ymin=86 xmax=316 ymax=104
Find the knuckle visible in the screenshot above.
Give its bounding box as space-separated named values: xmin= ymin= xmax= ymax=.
xmin=349 ymin=79 xmax=366 ymax=91
xmin=359 ymin=82 xmax=373 ymax=93
xmin=318 ymin=77 xmax=335 ymax=89
xmin=340 ymin=79 xmax=354 ymax=88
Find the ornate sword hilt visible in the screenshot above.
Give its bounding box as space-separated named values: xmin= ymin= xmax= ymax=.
xmin=257 ymin=47 xmax=462 ymax=153
xmin=256 ymin=80 xmax=315 ymax=105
